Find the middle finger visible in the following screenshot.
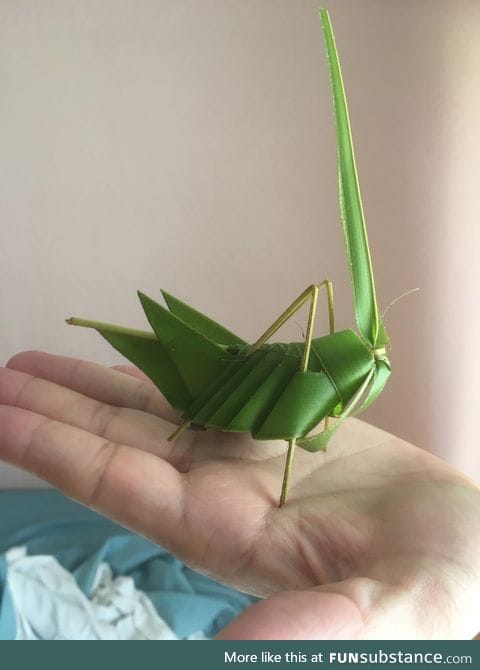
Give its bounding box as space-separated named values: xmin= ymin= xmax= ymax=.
xmin=0 ymin=367 xmax=194 ymax=465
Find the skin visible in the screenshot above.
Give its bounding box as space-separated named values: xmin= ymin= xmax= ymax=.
xmin=0 ymin=351 xmax=479 ymax=639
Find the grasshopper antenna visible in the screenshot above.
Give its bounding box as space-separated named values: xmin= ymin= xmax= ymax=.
xmin=381 ymin=288 xmax=420 ymax=319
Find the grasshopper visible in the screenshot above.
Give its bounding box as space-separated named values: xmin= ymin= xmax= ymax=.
xmin=67 ymin=10 xmax=391 ymax=507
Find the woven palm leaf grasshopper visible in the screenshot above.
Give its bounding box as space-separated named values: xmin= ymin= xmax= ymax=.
xmin=67 ymin=10 xmax=391 ymax=507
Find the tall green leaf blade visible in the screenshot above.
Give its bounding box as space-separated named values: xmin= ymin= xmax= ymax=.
xmin=320 ymin=9 xmax=385 ymax=348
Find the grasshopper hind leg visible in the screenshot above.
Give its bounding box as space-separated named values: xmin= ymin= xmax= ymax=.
xmin=249 ymin=280 xmax=334 ymax=507
xmin=278 ymin=417 xmax=330 ymax=507
xmin=279 ymin=439 xmax=297 ymax=508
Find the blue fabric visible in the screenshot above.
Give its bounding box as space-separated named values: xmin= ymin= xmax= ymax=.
xmin=0 ymin=556 xmax=16 ymax=641
xmin=0 ymin=490 xmax=255 ymax=640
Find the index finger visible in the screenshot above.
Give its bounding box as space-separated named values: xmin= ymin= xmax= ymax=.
xmin=7 ymin=351 xmax=180 ymax=422
xmin=0 ymin=404 xmax=186 ymax=551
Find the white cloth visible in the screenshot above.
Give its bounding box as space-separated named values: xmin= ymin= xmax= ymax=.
xmin=5 ymin=546 xmax=204 ymax=640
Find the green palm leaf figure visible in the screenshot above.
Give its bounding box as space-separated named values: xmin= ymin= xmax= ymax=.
xmin=67 ymin=10 xmax=391 ymax=507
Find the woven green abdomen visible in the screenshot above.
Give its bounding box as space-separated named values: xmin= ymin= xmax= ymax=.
xmin=184 ymin=329 xmax=374 ymax=440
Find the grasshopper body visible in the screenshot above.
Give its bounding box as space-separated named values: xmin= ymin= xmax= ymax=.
xmin=67 ymin=11 xmax=392 ymax=505
xmin=187 ymin=331 xmax=372 ymax=441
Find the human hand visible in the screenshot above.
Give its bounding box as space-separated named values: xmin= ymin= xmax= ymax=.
xmin=1 ymin=351 xmax=479 ymax=639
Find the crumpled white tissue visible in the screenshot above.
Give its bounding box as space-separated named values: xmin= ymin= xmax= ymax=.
xmin=5 ymin=546 xmax=204 ymax=640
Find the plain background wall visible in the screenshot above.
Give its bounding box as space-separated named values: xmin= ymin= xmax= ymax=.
xmin=1 ymin=0 xmax=479 ymax=488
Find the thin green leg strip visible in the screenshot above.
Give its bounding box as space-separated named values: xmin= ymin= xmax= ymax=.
xmin=300 ymin=286 xmax=319 ymax=372
xmin=279 ymin=438 xmax=297 ymax=508
xmin=167 ymin=419 xmax=191 ymax=442
xmin=249 ymin=281 xmax=334 ymax=362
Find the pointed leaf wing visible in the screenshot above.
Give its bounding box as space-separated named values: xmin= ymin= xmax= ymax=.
xmin=138 ymin=291 xmax=233 ymax=397
xmin=91 ymin=326 xmax=193 ymax=411
xmin=161 ymin=290 xmax=246 ymax=346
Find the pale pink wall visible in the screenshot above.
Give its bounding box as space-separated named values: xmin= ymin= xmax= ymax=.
xmin=1 ymin=0 xmax=479 ymax=487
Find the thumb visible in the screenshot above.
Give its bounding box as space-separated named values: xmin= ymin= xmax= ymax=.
xmin=215 ymin=588 xmax=365 ymax=640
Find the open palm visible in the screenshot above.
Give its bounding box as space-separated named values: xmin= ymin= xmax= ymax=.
xmin=1 ymin=351 xmax=479 ymax=639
